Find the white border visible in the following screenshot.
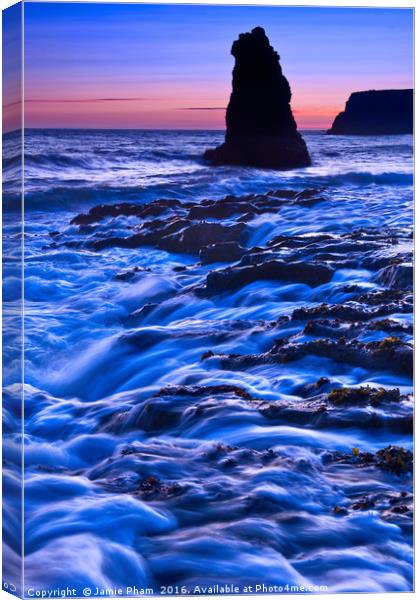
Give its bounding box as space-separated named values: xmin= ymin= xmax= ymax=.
xmin=4 ymin=1 xmax=416 ymax=7
xmin=0 ymin=2 xmax=416 ymax=600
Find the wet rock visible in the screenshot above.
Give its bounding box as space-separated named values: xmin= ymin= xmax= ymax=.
xmin=332 ymin=506 xmax=349 ymax=516
xmin=294 ymin=377 xmax=332 ymax=398
xmin=136 ymin=476 xmax=185 ymax=501
xmin=331 ymin=445 xmax=413 ymax=476
xmin=327 ymin=386 xmax=402 ymax=407
xmin=204 ymin=442 xmax=236 ymax=459
xmin=351 ymin=497 xmax=376 ymax=511
xmin=101 ymin=384 xmax=264 ymax=437
xmin=203 ymin=260 xmax=333 ymax=294
xmin=188 ymin=201 xmax=247 ymax=220
xmin=258 ymin=400 xmax=328 ymax=428
xmin=265 ymin=189 xmax=297 ymax=199
xmin=258 ymin=388 xmax=411 ymax=433
xmin=199 ymin=241 xmax=246 ymax=264
xmin=302 ymin=316 xmax=411 ymax=341
xmin=98 ymin=473 xmax=140 ymax=494
xmin=376 ymin=445 xmax=413 ymax=475
xmin=268 ymin=233 xmax=333 ymax=250
xmin=114 ymin=266 xmax=151 ymax=281
xmin=293 ymin=303 xmax=371 ymax=322
xmin=71 ymin=199 xmax=182 ymax=225
xmin=295 ymin=188 xmax=323 ymax=200
xmin=207 ymin=336 xmax=413 ymax=376
xmin=262 ymin=228 xmax=411 ymax=273
xmin=376 ymin=262 xmax=413 ymax=290
xmin=91 ymin=217 xmax=188 ymax=251
xmin=188 ymin=192 xmax=290 ymax=221
xmin=286 ymin=336 xmax=412 ymax=375
xmin=342 ymin=490 xmax=413 ymax=528
xmin=102 ymin=398 xmax=183 ymax=434
xmin=71 ymin=202 xmax=144 ymax=225
xmin=292 ymin=298 xmax=409 ymax=322
xmin=383 ymin=496 xmax=413 ymax=530
xmin=367 ymin=318 xmax=412 ymax=334
xmin=123 ymin=303 xmax=158 ymax=325
xmin=292 ymin=188 xmax=326 ymax=206
xmin=92 ymin=219 xmax=247 ymax=256
xmin=356 ymin=289 xmax=411 ymax=306
xmin=390 ymin=504 xmax=409 ymax=514
xmin=303 ymin=318 xmax=349 ymax=339
xmin=159 ymin=222 xmax=247 ymax=255
xmin=203 ymin=27 xmax=310 ymax=169
xmin=154 ymin=384 xmax=258 ymax=402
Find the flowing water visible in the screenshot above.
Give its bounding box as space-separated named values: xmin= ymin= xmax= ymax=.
xmin=3 ymin=129 xmax=413 ymax=594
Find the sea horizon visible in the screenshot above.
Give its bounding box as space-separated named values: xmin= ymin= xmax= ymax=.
xmin=4 ymin=126 xmax=330 ymax=135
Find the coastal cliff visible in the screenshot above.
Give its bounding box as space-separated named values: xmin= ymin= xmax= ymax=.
xmin=203 ymin=27 xmax=310 ymax=169
xmin=327 ymin=89 xmax=413 ymax=135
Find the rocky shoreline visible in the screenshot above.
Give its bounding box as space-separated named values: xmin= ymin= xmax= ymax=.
xmin=62 ymin=185 xmax=414 ymax=534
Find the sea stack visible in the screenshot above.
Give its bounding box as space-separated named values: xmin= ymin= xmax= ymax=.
xmin=203 ymin=27 xmax=310 ymax=169
xmin=327 ymin=89 xmax=413 ymax=135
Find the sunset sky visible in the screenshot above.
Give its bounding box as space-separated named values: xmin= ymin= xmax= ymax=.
xmin=6 ymin=2 xmax=415 ymax=131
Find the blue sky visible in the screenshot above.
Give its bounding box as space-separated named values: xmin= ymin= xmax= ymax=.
xmin=20 ymin=2 xmax=414 ymax=129
xmin=3 ymin=1 xmax=22 ymax=131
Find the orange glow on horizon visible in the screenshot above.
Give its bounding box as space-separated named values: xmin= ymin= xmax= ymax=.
xmin=3 ymin=102 xmax=22 ymax=133
xmin=18 ymin=3 xmax=412 ymax=134
xmin=22 ymin=96 xmax=340 ymax=131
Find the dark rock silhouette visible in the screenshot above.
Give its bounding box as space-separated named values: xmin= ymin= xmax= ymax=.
xmin=203 ymin=26 xmax=310 ymax=169
xmin=327 ymin=89 xmax=413 ymax=135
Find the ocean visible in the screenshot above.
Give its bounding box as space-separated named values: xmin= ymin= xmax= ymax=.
xmin=2 ymin=129 xmax=413 ymax=593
